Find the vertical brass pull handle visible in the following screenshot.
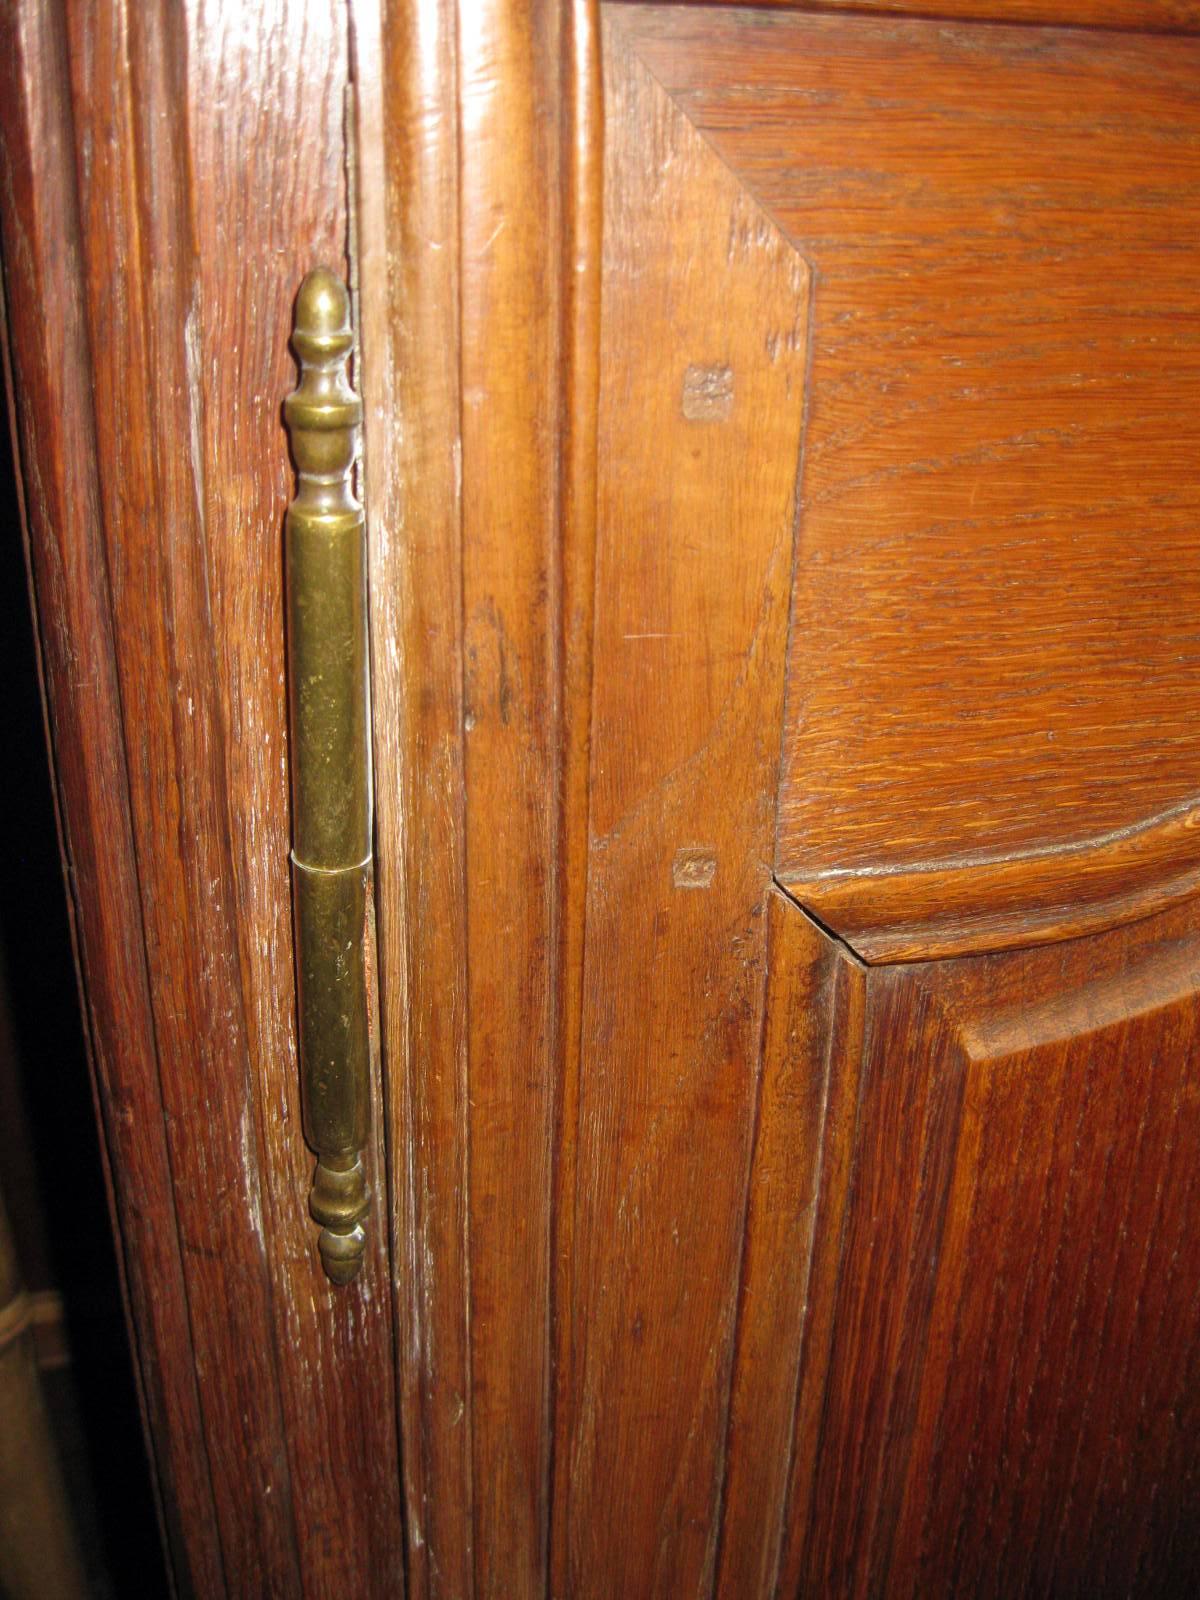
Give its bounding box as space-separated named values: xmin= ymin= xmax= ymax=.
xmin=284 ymin=268 xmax=371 ymax=1284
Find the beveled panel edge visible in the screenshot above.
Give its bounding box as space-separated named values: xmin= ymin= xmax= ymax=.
xmin=958 ymin=926 xmax=1200 ymax=1058
xmin=604 ymin=0 xmax=1200 ymax=37
xmin=564 ymin=18 xmax=811 ymax=1592
xmin=777 ymin=798 xmax=1200 ymax=961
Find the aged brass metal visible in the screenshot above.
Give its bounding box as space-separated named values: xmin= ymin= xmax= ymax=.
xmin=284 ymin=267 xmax=371 ymax=1285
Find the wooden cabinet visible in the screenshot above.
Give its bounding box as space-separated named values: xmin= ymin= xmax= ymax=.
xmin=4 ymin=1 xmax=1200 ymax=1595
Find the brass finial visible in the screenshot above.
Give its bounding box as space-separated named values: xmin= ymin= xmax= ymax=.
xmin=286 ymin=268 xmax=361 ymax=480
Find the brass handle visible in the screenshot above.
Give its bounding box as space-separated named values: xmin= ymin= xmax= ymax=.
xmin=284 ymin=268 xmax=371 ymax=1284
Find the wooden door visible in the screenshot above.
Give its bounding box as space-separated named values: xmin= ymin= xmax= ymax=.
xmin=0 ymin=4 xmax=406 ymax=1594
xmin=548 ymin=10 xmax=1200 ymax=1594
xmin=7 ymin=0 xmax=1200 ymax=1597
xmin=354 ymin=1 xmax=1200 ymax=1594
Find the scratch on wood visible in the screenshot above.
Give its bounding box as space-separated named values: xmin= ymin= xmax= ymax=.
xmin=184 ymin=288 xmax=206 ymax=525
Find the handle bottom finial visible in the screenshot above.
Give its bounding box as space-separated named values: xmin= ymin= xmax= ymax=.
xmin=310 ymin=1155 xmax=369 ymax=1285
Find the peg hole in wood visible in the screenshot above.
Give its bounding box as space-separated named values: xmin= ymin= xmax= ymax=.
xmin=673 ymin=847 xmax=717 ymax=889
xmin=681 ymin=363 xmax=733 ymax=422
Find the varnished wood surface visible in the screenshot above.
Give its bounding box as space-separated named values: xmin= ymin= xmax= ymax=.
xmin=0 ymin=4 xmax=220 ymax=1586
xmin=4 ymin=2 xmax=405 ymax=1593
xmin=620 ymin=5 xmax=1200 ymax=959
xmin=548 ymin=5 xmax=605 ymax=1598
xmin=614 ymin=0 xmax=1200 ymax=35
xmin=355 ymin=0 xmax=603 ymax=1594
xmin=65 ymin=4 xmax=303 ymax=1585
xmin=457 ymin=4 xmax=567 ymax=1584
xmin=764 ymin=896 xmax=1200 ymax=1597
xmin=560 ymin=10 xmax=1200 ymax=1592
xmin=353 ymin=1 xmax=474 ymax=1595
xmin=13 ymin=0 xmax=1200 ymax=1595
xmin=556 ymin=21 xmax=809 ymax=1590
xmin=715 ymin=894 xmax=864 ymax=1600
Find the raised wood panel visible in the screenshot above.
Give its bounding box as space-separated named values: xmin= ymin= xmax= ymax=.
xmin=771 ymin=895 xmax=1200 ymax=1597
xmin=558 ymin=20 xmax=809 ymax=1592
xmin=619 ymin=6 xmax=1200 ymax=959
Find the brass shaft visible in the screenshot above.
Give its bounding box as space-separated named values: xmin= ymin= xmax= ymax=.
xmin=284 ymin=267 xmax=371 ymax=1285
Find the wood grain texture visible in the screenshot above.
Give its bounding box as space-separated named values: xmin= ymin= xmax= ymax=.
xmin=622 ymin=7 xmax=1200 ymax=959
xmin=356 ymin=0 xmax=602 ymax=1592
xmin=353 ymin=0 xmax=474 ymax=1593
xmin=17 ymin=2 xmax=1200 ymax=1594
xmin=714 ymin=892 xmax=863 ymax=1600
xmin=548 ymin=4 xmax=604 ymax=1599
xmin=775 ymin=894 xmax=1200 ymax=1597
xmin=65 ymin=10 xmax=302 ymax=1584
xmin=557 ymin=19 xmax=809 ymax=1592
xmin=6 ymin=1 xmax=406 ymax=1593
xmin=178 ymin=6 xmax=405 ymax=1589
xmin=611 ymin=0 xmax=1200 ymax=35
xmin=457 ymin=2 xmax=585 ymax=1591
xmin=0 ymin=3 xmax=222 ymax=1588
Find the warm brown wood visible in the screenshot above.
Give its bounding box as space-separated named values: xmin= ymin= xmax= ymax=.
xmin=555 ymin=21 xmax=809 ymax=1591
xmin=356 ymin=0 xmax=602 ymax=1592
xmin=613 ymin=0 xmax=1200 ymax=34
xmin=766 ymin=893 xmax=1200 ymax=1597
xmin=353 ymin=0 xmax=474 ymax=1593
xmin=0 ymin=4 xmax=221 ymax=1587
xmin=168 ymin=5 xmax=403 ymax=1587
xmin=3 ymin=2 xmax=405 ymax=1594
xmin=621 ymin=5 xmax=1200 ymax=961
xmin=548 ymin=5 xmax=604 ymax=1599
xmin=715 ymin=892 xmax=864 ymax=1600
xmin=64 ymin=9 xmax=303 ymax=1588
xmin=458 ymin=7 xmax=564 ymax=1585
xmin=13 ymin=0 xmax=1200 ymax=1595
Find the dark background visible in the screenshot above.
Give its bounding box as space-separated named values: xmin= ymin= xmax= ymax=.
xmin=1 ymin=390 xmax=167 ymax=1594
